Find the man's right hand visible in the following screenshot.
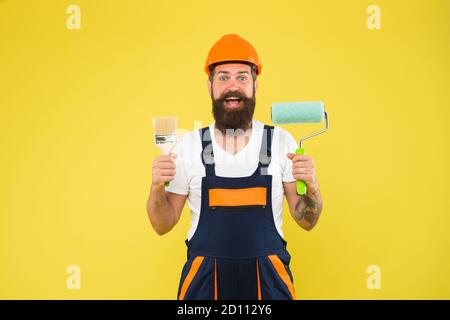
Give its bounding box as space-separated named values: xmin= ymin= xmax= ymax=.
xmin=152 ymin=153 xmax=177 ymax=188
xmin=148 ymin=152 xmax=186 ymax=235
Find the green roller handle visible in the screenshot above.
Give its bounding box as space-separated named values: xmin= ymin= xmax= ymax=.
xmin=164 ymin=181 xmax=170 ymax=187
xmin=296 ymin=147 xmax=307 ymax=195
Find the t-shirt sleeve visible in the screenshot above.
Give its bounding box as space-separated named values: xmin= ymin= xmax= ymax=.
xmin=280 ymin=128 xmax=299 ymax=183
xmin=164 ymin=135 xmax=189 ymax=195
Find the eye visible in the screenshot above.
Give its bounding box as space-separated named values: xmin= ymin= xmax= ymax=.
xmin=218 ymin=75 xmax=228 ymax=81
xmin=238 ymin=75 xmax=247 ymax=81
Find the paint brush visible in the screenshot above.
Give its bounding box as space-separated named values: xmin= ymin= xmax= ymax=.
xmin=153 ymin=116 xmax=177 ymax=187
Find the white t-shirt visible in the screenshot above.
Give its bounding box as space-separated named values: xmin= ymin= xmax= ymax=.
xmin=165 ymin=119 xmax=299 ymax=241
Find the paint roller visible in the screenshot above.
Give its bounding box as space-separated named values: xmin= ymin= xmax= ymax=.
xmin=271 ymin=102 xmax=329 ymax=195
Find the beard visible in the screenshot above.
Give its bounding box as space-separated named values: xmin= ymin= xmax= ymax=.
xmin=211 ymin=86 xmax=256 ymax=134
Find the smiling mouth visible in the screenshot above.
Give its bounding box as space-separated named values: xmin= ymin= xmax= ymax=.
xmin=224 ymin=97 xmax=242 ymax=108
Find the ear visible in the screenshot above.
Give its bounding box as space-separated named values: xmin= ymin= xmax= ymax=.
xmin=207 ymin=78 xmax=212 ymax=96
xmin=254 ymin=78 xmax=258 ymax=92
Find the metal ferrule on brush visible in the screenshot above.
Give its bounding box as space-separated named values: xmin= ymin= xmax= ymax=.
xmin=155 ymin=134 xmax=176 ymax=144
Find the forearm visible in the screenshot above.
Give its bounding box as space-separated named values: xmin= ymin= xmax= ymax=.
xmin=147 ymin=183 xmax=177 ymax=235
xmin=293 ymin=185 xmax=323 ymax=231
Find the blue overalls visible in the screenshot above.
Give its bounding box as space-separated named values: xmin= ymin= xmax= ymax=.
xmin=177 ymin=125 xmax=296 ymax=300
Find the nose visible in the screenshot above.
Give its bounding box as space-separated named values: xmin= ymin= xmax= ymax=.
xmin=225 ymin=78 xmax=241 ymax=92
xmin=225 ymin=85 xmax=241 ymax=94
xmin=225 ymin=87 xmax=240 ymax=95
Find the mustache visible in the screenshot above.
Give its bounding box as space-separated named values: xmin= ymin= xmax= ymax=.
xmin=216 ymin=90 xmax=247 ymax=101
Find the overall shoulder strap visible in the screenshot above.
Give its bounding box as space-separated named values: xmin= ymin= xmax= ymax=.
xmin=199 ymin=126 xmax=215 ymax=177
xmin=258 ymin=125 xmax=274 ymax=175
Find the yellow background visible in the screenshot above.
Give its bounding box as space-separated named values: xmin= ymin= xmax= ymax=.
xmin=1 ymin=0 xmax=449 ymax=299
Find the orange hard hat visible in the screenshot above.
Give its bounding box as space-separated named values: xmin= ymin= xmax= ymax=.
xmin=204 ymin=34 xmax=262 ymax=76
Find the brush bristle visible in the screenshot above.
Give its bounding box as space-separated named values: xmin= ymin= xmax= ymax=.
xmin=153 ymin=117 xmax=177 ymax=135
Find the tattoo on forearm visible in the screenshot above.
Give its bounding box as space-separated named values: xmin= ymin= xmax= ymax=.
xmin=294 ymin=193 xmax=322 ymax=228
